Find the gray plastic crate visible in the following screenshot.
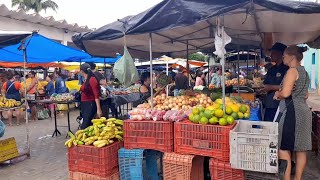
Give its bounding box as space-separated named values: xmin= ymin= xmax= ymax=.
xmin=230 ymin=120 xmax=278 ymax=173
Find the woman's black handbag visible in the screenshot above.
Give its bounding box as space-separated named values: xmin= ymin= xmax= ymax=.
xmin=75 ymin=91 xmax=81 ymax=102
xmin=274 ymin=72 xmax=308 ymax=122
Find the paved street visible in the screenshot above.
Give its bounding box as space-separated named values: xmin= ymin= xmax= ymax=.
xmin=0 ymin=97 xmax=319 ymax=180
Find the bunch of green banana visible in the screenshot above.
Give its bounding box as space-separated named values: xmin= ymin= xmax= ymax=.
xmin=65 ymin=117 xmax=124 ymax=148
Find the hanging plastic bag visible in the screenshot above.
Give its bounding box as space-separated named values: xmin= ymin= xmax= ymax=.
xmin=0 ymin=119 xmax=5 ymax=137
xmin=213 ymin=28 xmax=231 ymax=59
xmin=113 ymin=46 xmax=139 ymax=87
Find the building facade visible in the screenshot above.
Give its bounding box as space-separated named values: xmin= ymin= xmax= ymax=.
xmin=0 ymin=4 xmax=90 ymax=47
xmin=301 ymin=46 xmax=319 ymax=92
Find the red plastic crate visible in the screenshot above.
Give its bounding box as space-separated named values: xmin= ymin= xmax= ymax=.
xmin=69 ymin=170 xmax=119 ymax=180
xmin=210 ymin=158 xmax=244 ymax=180
xmin=124 ymin=120 xmax=174 ymax=152
xmin=174 ymin=120 xmax=236 ymax=161
xmin=163 ymin=152 xmax=204 ymax=180
xmin=68 ymin=141 xmax=123 ymax=177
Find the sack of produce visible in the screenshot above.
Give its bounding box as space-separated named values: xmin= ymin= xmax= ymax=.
xmin=0 ymin=119 xmax=5 ymax=137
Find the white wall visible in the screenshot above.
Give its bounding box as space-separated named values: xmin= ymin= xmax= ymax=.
xmin=0 ymin=16 xmax=76 ymax=43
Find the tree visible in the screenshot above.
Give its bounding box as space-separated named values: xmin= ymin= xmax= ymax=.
xmin=188 ymin=53 xmax=206 ymax=62
xmin=12 ymin=0 xmax=59 ymax=13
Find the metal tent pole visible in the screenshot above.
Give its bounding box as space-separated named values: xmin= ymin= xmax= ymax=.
xmin=20 ymin=39 xmax=30 ymax=157
xmin=247 ymin=46 xmax=249 ymax=78
xmin=166 ymin=61 xmax=169 ymax=96
xmin=237 ymin=47 xmax=240 ymax=95
xmin=186 ymin=40 xmax=190 ymax=86
xmin=149 ymin=33 xmax=154 ymax=109
xmin=219 ymin=16 xmax=226 ymax=113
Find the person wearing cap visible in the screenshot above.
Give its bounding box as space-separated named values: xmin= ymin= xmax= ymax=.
xmin=79 ymin=63 xmax=102 ymax=129
xmin=174 ymin=68 xmax=189 ymax=96
xmin=262 ymin=42 xmax=289 ymax=121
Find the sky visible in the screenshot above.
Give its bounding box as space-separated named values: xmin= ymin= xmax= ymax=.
xmin=0 ymin=0 xmax=163 ymax=29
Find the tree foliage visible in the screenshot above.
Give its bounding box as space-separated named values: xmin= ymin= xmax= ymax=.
xmin=12 ymin=0 xmax=59 ymax=13
xmin=188 ymin=53 xmax=206 ymax=62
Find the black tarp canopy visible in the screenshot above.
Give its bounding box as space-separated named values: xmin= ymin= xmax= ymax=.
xmin=73 ymin=0 xmax=320 ymax=58
xmin=0 ymin=31 xmax=32 ymax=48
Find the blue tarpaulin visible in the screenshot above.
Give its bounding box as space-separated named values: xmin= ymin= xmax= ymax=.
xmin=0 ymin=33 xmax=91 ymax=63
xmin=73 ymin=55 xmax=121 ymax=64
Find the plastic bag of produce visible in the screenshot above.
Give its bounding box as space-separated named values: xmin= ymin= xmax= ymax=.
xmin=128 ymin=108 xmax=146 ymax=116
xmin=0 ymin=119 xmax=5 ymax=137
xmin=130 ymin=115 xmax=144 ymax=121
xmin=113 ymin=46 xmax=139 ymax=87
xmin=152 ymin=110 xmax=166 ymax=121
xmin=248 ymin=107 xmax=261 ymax=121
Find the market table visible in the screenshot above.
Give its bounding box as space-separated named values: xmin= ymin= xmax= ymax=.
xmin=29 ymin=99 xmax=76 ymax=137
xmin=108 ymin=93 xmax=140 ymax=118
xmin=110 ymin=93 xmax=140 ymax=107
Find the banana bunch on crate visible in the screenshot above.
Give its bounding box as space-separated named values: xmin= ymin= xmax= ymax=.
xmin=65 ymin=117 xmax=124 ymax=148
xmin=0 ymin=96 xmax=21 ymax=108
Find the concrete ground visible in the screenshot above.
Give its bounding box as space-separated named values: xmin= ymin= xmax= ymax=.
xmin=0 ymin=97 xmax=319 ymax=180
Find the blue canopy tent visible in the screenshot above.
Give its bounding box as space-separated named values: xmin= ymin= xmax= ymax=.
xmin=71 ymin=55 xmax=122 ymax=64
xmin=0 ymin=33 xmax=91 ymax=63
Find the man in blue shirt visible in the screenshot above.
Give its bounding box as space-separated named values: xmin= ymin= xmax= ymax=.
xmin=262 ymin=42 xmax=289 ymax=121
xmin=54 ymin=70 xmax=68 ymax=94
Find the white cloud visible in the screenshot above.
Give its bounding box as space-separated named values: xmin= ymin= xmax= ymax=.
xmin=0 ymin=0 xmax=162 ymax=28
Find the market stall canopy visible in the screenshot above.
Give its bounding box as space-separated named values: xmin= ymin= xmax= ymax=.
xmin=0 ymin=33 xmax=91 ymax=63
xmin=0 ymin=31 xmax=32 ymax=48
xmin=135 ymin=58 xmax=207 ymax=68
xmin=76 ymin=55 xmax=122 ymax=64
xmin=73 ymin=0 xmax=320 ymax=59
xmin=0 ymin=62 xmax=64 ymax=68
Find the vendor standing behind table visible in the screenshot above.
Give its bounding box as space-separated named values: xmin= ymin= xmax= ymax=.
xmin=2 ymin=71 xmax=22 ymax=126
xmin=138 ymin=72 xmax=153 ymax=104
xmin=54 ymin=70 xmax=68 ymax=94
xmin=45 ymin=74 xmax=55 ymax=117
xmin=95 ymin=73 xmax=118 ymax=119
xmin=79 ymin=63 xmax=102 ymax=129
xmin=262 ymin=42 xmax=289 ymax=121
xmin=174 ymin=68 xmax=189 ymax=96
xmin=26 ymin=71 xmax=38 ymax=121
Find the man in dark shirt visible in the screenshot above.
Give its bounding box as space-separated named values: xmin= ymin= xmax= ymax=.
xmin=88 ymin=62 xmax=104 ymax=82
xmin=174 ymin=68 xmax=189 ymax=96
xmin=262 ymin=42 xmax=289 ymax=121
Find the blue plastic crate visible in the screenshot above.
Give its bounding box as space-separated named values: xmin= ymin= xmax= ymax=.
xmin=119 ymin=148 xmax=163 ymax=180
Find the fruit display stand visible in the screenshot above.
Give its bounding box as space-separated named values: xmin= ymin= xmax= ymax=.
xmin=209 ymin=158 xmax=244 ymax=180
xmin=230 ymin=120 xmax=278 ymax=173
xmin=118 ymin=148 xmax=163 ymax=180
xmin=163 ymin=152 xmax=204 ymax=180
xmin=124 ymin=120 xmax=174 ymax=152
xmin=174 ymin=120 xmax=236 ymax=161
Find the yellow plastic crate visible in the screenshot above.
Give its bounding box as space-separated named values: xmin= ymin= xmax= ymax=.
xmin=0 ymin=137 xmax=19 ymax=162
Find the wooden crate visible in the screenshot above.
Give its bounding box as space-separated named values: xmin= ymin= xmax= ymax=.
xmin=0 ymin=137 xmax=19 ymax=162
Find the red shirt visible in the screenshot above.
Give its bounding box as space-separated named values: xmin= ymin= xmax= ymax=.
xmin=80 ymin=77 xmax=100 ymax=102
